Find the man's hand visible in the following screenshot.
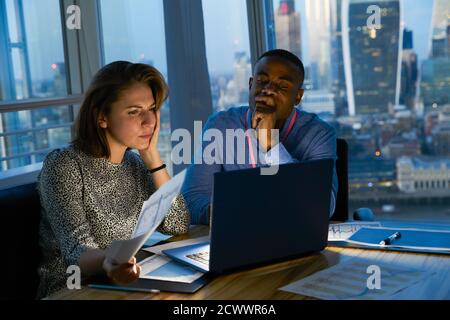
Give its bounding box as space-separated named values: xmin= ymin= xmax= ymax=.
xmin=252 ymin=109 xmax=277 ymax=151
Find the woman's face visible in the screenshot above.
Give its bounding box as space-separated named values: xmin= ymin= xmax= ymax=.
xmin=99 ymin=82 xmax=157 ymax=151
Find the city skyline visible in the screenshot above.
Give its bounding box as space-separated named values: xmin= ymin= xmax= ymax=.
xmin=5 ymin=0 xmax=437 ymax=83
xmin=3 ymin=0 xmax=449 ymax=200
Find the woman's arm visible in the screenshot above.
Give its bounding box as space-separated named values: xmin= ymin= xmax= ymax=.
xmin=79 ymin=249 xmax=105 ymax=276
xmin=39 ymin=151 xmax=140 ymax=282
xmin=143 ymin=148 xmax=170 ymax=188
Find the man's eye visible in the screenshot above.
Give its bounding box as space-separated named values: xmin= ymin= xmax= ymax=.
xmin=278 ymin=83 xmax=290 ymax=91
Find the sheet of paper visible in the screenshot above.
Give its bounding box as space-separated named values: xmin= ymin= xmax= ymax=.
xmin=142 ymin=236 xmax=210 ymax=255
xmin=138 ymin=254 xmax=204 ymax=283
xmin=106 ymin=233 xmax=148 ymax=265
xmin=279 ymin=258 xmax=435 ymax=300
xmin=133 ymin=169 xmax=187 ymax=238
xmin=328 ymin=221 xmax=382 ymax=241
xmin=105 ymin=170 xmax=186 ymax=264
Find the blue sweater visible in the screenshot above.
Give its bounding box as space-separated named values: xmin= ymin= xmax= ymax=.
xmin=181 ymin=106 xmax=338 ymax=225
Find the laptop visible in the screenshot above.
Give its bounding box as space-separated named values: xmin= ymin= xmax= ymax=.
xmin=163 ymin=159 xmax=334 ymax=273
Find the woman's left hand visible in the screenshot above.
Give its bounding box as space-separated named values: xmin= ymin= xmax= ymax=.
xmin=139 ymin=109 xmax=162 ymax=168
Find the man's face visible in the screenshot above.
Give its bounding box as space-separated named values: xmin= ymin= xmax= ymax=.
xmin=249 ymin=56 xmax=304 ymax=121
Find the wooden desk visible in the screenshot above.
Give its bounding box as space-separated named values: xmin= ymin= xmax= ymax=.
xmin=47 ymin=225 xmax=450 ymax=300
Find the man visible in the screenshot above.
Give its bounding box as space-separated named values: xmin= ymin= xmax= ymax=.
xmin=182 ymin=49 xmax=337 ymax=225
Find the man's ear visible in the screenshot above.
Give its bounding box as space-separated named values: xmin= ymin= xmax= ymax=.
xmin=249 ymin=77 xmax=254 ymax=91
xmin=98 ymin=113 xmax=108 ymax=129
xmin=295 ymin=89 xmax=304 ymax=106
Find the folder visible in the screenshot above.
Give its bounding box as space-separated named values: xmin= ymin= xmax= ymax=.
xmin=329 ymin=227 xmax=450 ymax=255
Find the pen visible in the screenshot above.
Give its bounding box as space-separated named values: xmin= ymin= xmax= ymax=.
xmin=379 ymin=231 xmax=401 ymax=246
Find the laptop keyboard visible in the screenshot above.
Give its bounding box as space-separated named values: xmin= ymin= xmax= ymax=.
xmin=186 ymin=251 xmax=210 ymax=265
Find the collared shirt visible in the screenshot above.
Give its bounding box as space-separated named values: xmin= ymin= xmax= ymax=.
xmin=182 ymin=106 xmax=338 ymax=225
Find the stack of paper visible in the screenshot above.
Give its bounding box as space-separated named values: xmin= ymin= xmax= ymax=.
xmin=138 ymin=236 xmax=209 ymax=284
xmin=328 ymin=222 xmax=382 ymax=241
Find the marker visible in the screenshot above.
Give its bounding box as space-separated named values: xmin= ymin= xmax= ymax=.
xmin=379 ymin=232 xmax=401 ymax=246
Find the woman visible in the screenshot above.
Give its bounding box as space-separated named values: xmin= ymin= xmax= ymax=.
xmin=37 ymin=61 xmax=189 ymax=299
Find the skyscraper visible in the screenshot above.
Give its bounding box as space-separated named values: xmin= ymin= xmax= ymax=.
xmin=330 ymin=0 xmax=348 ymax=116
xmin=430 ymin=0 xmax=450 ymax=58
xmin=305 ymin=0 xmax=332 ymax=90
xmin=216 ymin=52 xmax=251 ymax=111
xmin=420 ymin=0 xmax=450 ymax=111
xmin=342 ymin=0 xmax=402 ymax=115
xmin=400 ymin=28 xmax=418 ymax=110
xmin=275 ymin=0 xmax=302 ymax=60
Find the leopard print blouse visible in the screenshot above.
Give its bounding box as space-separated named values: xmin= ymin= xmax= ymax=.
xmin=36 ymin=146 xmax=189 ymax=299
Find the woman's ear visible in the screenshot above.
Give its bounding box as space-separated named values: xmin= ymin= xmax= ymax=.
xmin=98 ymin=113 xmax=108 ymax=129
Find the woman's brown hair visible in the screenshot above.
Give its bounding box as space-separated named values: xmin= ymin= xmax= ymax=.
xmin=73 ymin=61 xmax=168 ymax=158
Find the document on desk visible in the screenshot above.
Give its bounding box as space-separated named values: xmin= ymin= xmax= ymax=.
xmin=279 ymin=258 xmax=435 ymax=300
xmin=105 ymin=170 xmax=186 ymax=264
xmin=142 ymin=236 xmax=210 ymax=255
xmin=138 ymin=254 xmax=204 ymax=283
xmin=328 ymin=221 xmax=382 ymax=241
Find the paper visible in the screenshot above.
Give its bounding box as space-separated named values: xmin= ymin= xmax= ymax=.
xmin=279 ymin=258 xmax=434 ymax=300
xmin=138 ymin=254 xmax=204 ymax=283
xmin=133 ymin=169 xmax=187 ymax=237
xmin=105 ymin=170 xmax=186 ymax=264
xmin=328 ymin=222 xmax=382 ymax=241
xmin=142 ymin=236 xmax=210 ymax=255
xmin=346 ymin=227 xmax=450 ymax=252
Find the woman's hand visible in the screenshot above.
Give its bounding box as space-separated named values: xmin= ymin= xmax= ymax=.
xmin=103 ymin=256 xmax=141 ymax=285
xmin=139 ymin=109 xmax=163 ymax=168
xmin=138 ymin=108 xmax=170 ymax=188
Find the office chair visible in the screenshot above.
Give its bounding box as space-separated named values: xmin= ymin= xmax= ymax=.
xmin=0 ymin=183 xmax=42 ymax=300
xmin=330 ymin=138 xmax=349 ymax=222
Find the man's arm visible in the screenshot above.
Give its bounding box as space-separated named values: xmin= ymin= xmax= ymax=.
xmin=181 ymin=116 xmax=223 ymax=225
xmin=302 ymin=126 xmax=338 ymax=217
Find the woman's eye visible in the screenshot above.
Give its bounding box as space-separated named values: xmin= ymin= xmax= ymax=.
xmin=256 ymin=77 xmax=267 ymax=83
xmin=128 ymin=110 xmax=139 ymax=116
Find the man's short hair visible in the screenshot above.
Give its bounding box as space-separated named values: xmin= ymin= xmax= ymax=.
xmin=255 ymin=49 xmax=305 ymax=87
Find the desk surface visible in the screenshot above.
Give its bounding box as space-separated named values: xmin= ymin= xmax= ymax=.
xmin=47 ymin=225 xmax=450 ymax=300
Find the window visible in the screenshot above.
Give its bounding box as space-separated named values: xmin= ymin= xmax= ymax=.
xmin=267 ymin=0 xmax=450 ymax=223
xmin=99 ymin=0 xmax=173 ymax=174
xmin=0 ymin=0 xmax=73 ymax=172
xmin=202 ymin=0 xmax=252 ymax=112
